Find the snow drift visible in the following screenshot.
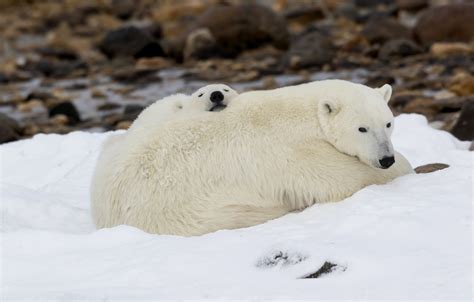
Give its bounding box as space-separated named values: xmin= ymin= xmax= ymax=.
xmin=1 ymin=114 xmax=472 ymax=300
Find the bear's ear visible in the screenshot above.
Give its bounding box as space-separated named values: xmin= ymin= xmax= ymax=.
xmin=320 ymin=99 xmax=340 ymax=115
xmin=377 ymin=84 xmax=392 ymax=103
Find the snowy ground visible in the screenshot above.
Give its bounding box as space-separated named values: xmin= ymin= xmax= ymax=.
xmin=1 ymin=114 xmax=472 ymax=301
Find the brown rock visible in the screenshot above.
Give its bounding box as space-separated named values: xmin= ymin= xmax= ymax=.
xmin=183 ymin=28 xmax=217 ymax=60
xmin=91 ymin=89 xmax=106 ymax=99
xmin=450 ymin=100 xmax=474 ymax=141
xmin=50 ymin=114 xmax=69 ymax=126
xmin=111 ymin=67 xmax=161 ymax=84
xmin=403 ymin=96 xmax=469 ymax=119
xmin=48 ymin=101 xmax=81 ymax=125
xmin=403 ymin=97 xmax=438 ymax=118
xmin=362 ymin=16 xmax=411 ymax=44
xmin=448 ymin=73 xmax=474 ymax=96
xmin=18 ymin=100 xmax=44 ymax=113
xmin=97 ymin=103 xmax=121 ymax=111
xmin=430 ymin=42 xmax=474 ymax=57
xmin=0 ymin=113 xmax=21 ymax=144
xmin=23 ymin=124 xmax=40 ymax=137
xmin=414 ymin=4 xmax=474 ymax=46
xmin=396 ymin=0 xmax=427 ymax=11
xmin=188 ymin=4 xmax=289 ymax=58
xmin=98 ymin=26 xmax=164 ymax=59
xmin=262 ymin=76 xmax=278 ymax=89
xmin=110 ymin=0 xmax=135 ymax=20
xmin=415 ymin=163 xmax=449 ymax=174
xmin=284 ymin=31 xmax=335 ymax=69
xmin=135 ymin=57 xmax=171 ymax=70
xmin=378 ymin=38 xmax=422 ymax=59
xmin=116 ymin=120 xmax=132 ymax=130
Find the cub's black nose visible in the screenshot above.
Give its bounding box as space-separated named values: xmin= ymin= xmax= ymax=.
xmin=210 ymin=91 xmax=224 ymax=103
xmin=379 ymin=156 xmax=395 ymax=169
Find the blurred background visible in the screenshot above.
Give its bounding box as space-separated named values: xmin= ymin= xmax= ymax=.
xmin=0 ymin=0 xmax=472 ymax=144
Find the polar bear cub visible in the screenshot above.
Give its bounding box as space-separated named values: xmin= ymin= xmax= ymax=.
xmin=127 ymin=84 xmax=238 ymax=132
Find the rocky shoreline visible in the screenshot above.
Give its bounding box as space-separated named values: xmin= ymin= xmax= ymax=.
xmin=0 ymin=0 xmax=473 ymax=144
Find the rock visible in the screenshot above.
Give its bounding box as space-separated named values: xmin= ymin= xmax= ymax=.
xmin=184 ymin=28 xmax=217 ymax=60
xmin=0 ymin=113 xmax=21 ymax=144
xmin=403 ymin=96 xmax=469 ymax=119
xmin=415 ymin=163 xmax=449 ymax=174
xmin=450 ymin=100 xmax=474 ymax=141
xmin=98 ymin=26 xmax=164 ymax=59
xmin=23 ymin=124 xmax=41 ymax=137
xmin=135 ymin=57 xmax=171 ymax=70
xmin=362 ymin=16 xmax=411 ymax=44
xmin=430 ymin=42 xmax=474 ymax=57
xmin=26 ymin=90 xmax=55 ymax=102
xmin=390 ymin=93 xmax=419 ymax=110
xmin=396 ymin=0 xmax=427 ymax=11
xmin=110 ymin=0 xmax=135 ymax=20
xmin=378 ymin=38 xmax=422 ymax=59
xmin=0 ymin=72 xmax=8 ymax=84
xmin=402 ymin=97 xmax=438 ymax=118
xmin=48 ymin=101 xmax=81 ymax=125
xmin=111 ymin=67 xmax=161 ymax=84
xmin=50 ymin=114 xmax=69 ymax=126
xmin=284 ymin=31 xmax=335 ymax=69
xmin=18 ymin=100 xmax=44 ymax=113
xmin=470 ymin=142 xmax=474 ymax=151
xmin=188 ymin=4 xmax=289 ymax=58
xmin=91 ymin=89 xmax=106 ymax=98
xmin=283 ymin=5 xmax=325 ymax=32
xmin=24 ymin=58 xmax=88 ymax=78
xmin=97 ymin=103 xmax=121 ymax=111
xmin=115 ymin=120 xmax=132 ymax=130
xmin=36 ymin=47 xmax=79 ymax=61
xmin=414 ymin=4 xmax=474 ymax=47
xmin=448 ymin=73 xmax=474 ymax=96
xmin=262 ymin=76 xmax=278 ymax=89
xmin=302 ymin=261 xmax=344 ymax=279
xmin=141 ymin=23 xmax=163 ymax=40
xmin=365 ymin=74 xmax=395 ymax=88
xmin=123 ymin=104 xmax=145 ymax=120
xmin=354 ymin=0 xmax=394 ymax=7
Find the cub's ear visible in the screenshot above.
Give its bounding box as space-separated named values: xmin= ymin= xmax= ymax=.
xmin=377 ymin=84 xmax=392 ymax=103
xmin=320 ymin=99 xmax=340 ymax=115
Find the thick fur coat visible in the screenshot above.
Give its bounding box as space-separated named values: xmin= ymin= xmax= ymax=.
xmin=91 ymin=80 xmax=413 ymax=236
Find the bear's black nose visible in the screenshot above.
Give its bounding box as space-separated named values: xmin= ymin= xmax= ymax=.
xmin=210 ymin=91 xmax=224 ymax=103
xmin=379 ymin=156 xmax=395 ymax=169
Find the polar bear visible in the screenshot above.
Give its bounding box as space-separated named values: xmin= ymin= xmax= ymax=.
xmin=90 ymin=79 xmax=413 ymax=236
xmin=128 ymin=84 xmax=238 ymax=133
xmin=99 ymin=84 xmax=238 ymax=166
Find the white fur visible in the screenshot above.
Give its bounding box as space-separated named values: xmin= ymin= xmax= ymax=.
xmin=190 ymin=83 xmax=239 ymax=112
xmin=91 ymin=80 xmax=413 ymax=236
xmin=129 ymin=84 xmax=238 ymax=133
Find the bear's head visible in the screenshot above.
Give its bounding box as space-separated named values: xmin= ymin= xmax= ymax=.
xmin=314 ymin=81 xmax=395 ymax=169
xmin=191 ymin=84 xmax=238 ymax=112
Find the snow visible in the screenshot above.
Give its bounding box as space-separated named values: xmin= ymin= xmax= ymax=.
xmin=1 ymin=114 xmax=472 ymax=301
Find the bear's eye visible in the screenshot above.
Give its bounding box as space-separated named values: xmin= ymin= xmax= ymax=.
xmin=358 ymin=127 xmax=368 ymax=133
xmin=386 ymin=122 xmax=391 ymax=128
xmin=198 ymin=93 xmax=203 ymax=98
xmin=223 ymin=89 xmax=229 ymax=92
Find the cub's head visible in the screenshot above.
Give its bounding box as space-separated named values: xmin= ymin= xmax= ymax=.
xmin=191 ymin=84 xmax=238 ymax=112
xmin=315 ymin=81 xmax=395 ymax=169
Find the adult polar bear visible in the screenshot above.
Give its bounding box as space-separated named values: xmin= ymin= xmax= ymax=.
xmin=91 ymin=80 xmax=413 ymax=236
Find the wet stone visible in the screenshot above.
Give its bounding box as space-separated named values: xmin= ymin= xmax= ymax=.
xmin=48 ymin=101 xmax=81 ymax=125
xmin=415 ymin=163 xmax=450 ymax=174
xmin=450 ymin=100 xmax=474 ymax=141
